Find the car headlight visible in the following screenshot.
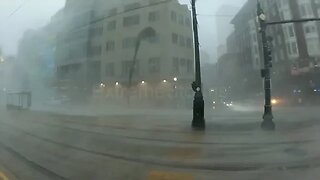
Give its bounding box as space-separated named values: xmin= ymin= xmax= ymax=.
xmin=271 ymin=99 xmax=278 ymax=105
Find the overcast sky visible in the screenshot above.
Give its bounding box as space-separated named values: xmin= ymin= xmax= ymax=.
xmin=0 ymin=0 xmax=246 ymax=62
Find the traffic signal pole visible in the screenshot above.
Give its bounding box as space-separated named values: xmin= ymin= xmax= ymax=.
xmin=257 ymin=1 xmax=320 ymax=131
xmin=191 ymin=0 xmax=205 ymax=130
xmin=257 ymin=2 xmax=275 ymax=131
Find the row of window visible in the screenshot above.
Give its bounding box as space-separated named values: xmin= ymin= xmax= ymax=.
xmin=107 ymin=11 xmax=160 ymax=32
xmin=96 ymin=10 xmax=190 ymax=34
xmin=172 ymin=33 xmax=193 ymax=48
xmin=287 ymin=41 xmax=298 ymax=55
xmin=104 ymin=57 xmax=193 ymax=77
xmin=91 ymin=33 xmax=192 ymax=56
xmin=105 ymin=58 xmax=158 ymax=77
xmin=108 ymin=1 xmax=170 ymax=16
xmin=105 ymin=33 xmax=191 ymax=53
xmin=173 ymin=57 xmax=194 ymax=74
xmin=106 ymin=35 xmax=160 ymax=52
xmin=171 ymin=11 xmax=191 ymax=27
xmin=88 ymin=46 xmax=102 ymax=57
xmin=89 ymin=26 xmax=103 ymax=37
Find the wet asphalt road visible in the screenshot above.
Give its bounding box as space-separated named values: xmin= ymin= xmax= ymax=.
xmin=0 ymin=107 xmax=320 ymax=180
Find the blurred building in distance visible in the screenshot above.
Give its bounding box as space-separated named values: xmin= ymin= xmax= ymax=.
xmin=215 ymin=5 xmax=240 ymax=60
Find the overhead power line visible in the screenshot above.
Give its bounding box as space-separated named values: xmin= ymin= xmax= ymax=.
xmin=8 ymin=0 xmax=29 ymax=18
xmin=197 ymin=14 xmax=236 ymax=18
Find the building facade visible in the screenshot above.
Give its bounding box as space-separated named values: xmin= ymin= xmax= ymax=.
xmin=55 ymin=0 xmax=195 ymax=105
xmin=219 ymin=0 xmax=320 ymax=98
xmin=230 ymin=0 xmax=320 ymax=72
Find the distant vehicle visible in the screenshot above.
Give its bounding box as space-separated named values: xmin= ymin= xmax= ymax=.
xmin=212 ymin=98 xmax=233 ymax=110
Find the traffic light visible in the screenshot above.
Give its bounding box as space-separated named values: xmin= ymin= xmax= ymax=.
xmin=266 ymin=46 xmax=273 ymax=68
xmin=266 ymin=36 xmax=273 ymax=68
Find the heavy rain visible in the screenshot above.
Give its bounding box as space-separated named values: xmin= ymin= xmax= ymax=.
xmin=1 ymin=0 xmax=320 ymax=179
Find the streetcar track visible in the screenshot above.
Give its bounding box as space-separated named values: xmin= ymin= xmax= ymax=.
xmin=1 ymin=121 xmax=320 ymax=172
xmin=0 ymin=141 xmax=68 ymax=180
xmin=12 ymin=116 xmax=316 ymax=146
xmin=0 ymin=161 xmax=19 ymax=180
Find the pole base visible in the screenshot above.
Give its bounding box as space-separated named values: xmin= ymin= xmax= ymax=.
xmin=192 ymin=119 xmax=205 ymax=130
xmin=261 ymin=114 xmax=275 ymax=131
xmin=192 ymin=91 xmax=205 ymax=130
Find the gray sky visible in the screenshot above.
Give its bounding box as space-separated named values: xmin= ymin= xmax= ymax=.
xmin=0 ymin=0 xmax=246 ymax=62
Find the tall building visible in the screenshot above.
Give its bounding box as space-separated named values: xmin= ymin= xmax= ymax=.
xmin=231 ymin=0 xmax=261 ymax=71
xmin=230 ymin=0 xmax=320 ymax=72
xmin=55 ymin=0 xmax=195 ymax=104
xmin=215 ymin=5 xmax=239 ymax=59
xmin=223 ymin=0 xmax=320 ymax=97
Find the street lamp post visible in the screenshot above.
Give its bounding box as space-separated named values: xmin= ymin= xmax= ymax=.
xmin=257 ymin=2 xmax=275 ymax=131
xmin=191 ymin=0 xmax=205 ymax=130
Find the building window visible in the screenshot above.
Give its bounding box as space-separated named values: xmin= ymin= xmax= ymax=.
xmin=105 ymin=63 xmax=114 ymax=77
xmin=280 ymin=49 xmax=285 ymax=60
xmin=291 ymin=42 xmax=298 ymax=54
xmin=305 ymin=25 xmax=316 ymax=34
xmin=178 ymin=15 xmax=184 ymax=25
xmin=277 ymin=35 xmax=282 ymax=45
xmin=121 ymin=60 xmax=139 ymax=76
xmin=179 ymin=35 xmax=185 ymax=47
xmin=186 ymin=37 xmax=192 ymax=48
xmin=106 ymin=41 xmax=115 ymax=52
xmin=89 ymin=27 xmax=103 ymax=37
xmin=185 ymin=17 xmax=191 ymax=26
xmin=147 ymin=33 xmax=160 ymax=44
xmin=252 ymin=34 xmax=257 ymax=42
xmin=187 ymin=59 xmax=193 ymax=73
xmin=149 ymin=11 xmax=160 ymax=22
xmin=305 ymin=26 xmax=311 ymax=34
xmin=300 ymin=5 xmax=307 ymax=17
xmin=172 ymin=33 xmax=178 ymax=44
xmin=171 ymin=11 xmax=177 ymax=22
xmin=254 ymin=46 xmax=258 ymax=54
xmin=122 ymin=37 xmax=137 ymax=49
xmin=288 ymin=25 xmax=294 ymax=37
xmin=124 ymin=2 xmax=140 ymax=11
xmin=148 ymin=57 xmax=160 ymax=73
xmin=123 ymin=14 xmax=140 ymax=27
xmin=180 ymin=58 xmax=188 ymax=74
xmin=287 ymin=43 xmax=292 ymax=54
xmin=107 ymin=20 xmax=116 ymax=31
xmin=88 ymin=46 xmax=102 ymax=57
xmin=173 ymin=57 xmax=179 ymax=74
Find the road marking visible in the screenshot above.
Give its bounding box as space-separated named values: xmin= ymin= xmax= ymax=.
xmin=169 ymin=147 xmax=201 ymax=160
xmin=0 ymin=171 xmax=9 ymax=180
xmin=146 ymin=170 xmax=194 ymax=180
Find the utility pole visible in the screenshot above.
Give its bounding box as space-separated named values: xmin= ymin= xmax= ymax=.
xmin=257 ymin=2 xmax=275 ymax=131
xmin=191 ymin=0 xmax=205 ymax=130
